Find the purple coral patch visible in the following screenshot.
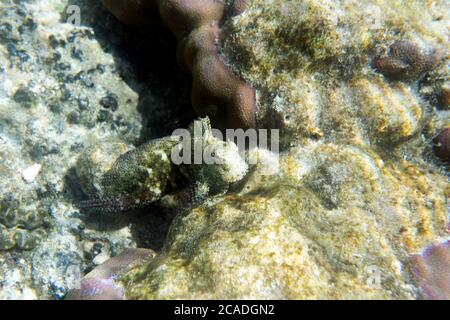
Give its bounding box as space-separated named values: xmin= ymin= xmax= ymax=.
xmin=65 ymin=248 xmax=155 ymax=300
xmin=412 ymin=240 xmax=450 ymax=300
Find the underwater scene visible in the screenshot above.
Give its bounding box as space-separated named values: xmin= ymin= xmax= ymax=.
xmin=0 ymin=0 xmax=448 ymax=300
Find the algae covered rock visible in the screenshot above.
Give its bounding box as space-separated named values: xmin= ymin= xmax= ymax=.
xmin=0 ymin=0 xmax=149 ymax=299
xmin=77 ymin=136 xmax=180 ymax=212
xmin=118 ymin=142 xmax=447 ymax=299
xmin=95 ymin=0 xmax=449 ymax=300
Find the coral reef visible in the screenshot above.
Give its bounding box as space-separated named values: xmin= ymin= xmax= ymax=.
xmin=70 ymin=0 xmax=449 ymax=300
xmin=0 ymin=0 xmax=179 ymax=299
xmin=75 ymin=142 xmax=448 ymax=299
xmin=221 ymin=0 xmax=449 ymax=147
xmin=101 ymin=0 xmax=256 ymax=130
xmin=0 ymin=0 xmax=447 ymax=300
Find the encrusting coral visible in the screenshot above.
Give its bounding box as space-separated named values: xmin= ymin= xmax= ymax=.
xmin=373 ymin=40 xmax=442 ymax=81
xmin=101 ymin=0 xmax=256 ymax=131
xmin=0 ymin=201 xmax=51 ymax=251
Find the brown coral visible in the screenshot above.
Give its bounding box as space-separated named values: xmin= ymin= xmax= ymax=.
xmin=439 ymin=87 xmax=450 ymax=110
xmin=373 ymin=40 xmax=441 ymax=81
xmin=101 ymin=0 xmax=256 ymax=130
xmin=433 ymin=126 xmax=450 ymax=164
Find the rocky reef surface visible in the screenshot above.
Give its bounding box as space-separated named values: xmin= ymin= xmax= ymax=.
xmin=0 ymin=0 xmax=190 ymax=299
xmin=1 ymin=0 xmax=449 ymax=300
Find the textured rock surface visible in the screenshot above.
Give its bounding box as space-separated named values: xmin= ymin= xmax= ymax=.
xmin=121 ymin=145 xmax=448 ymax=299
xmin=221 ymin=0 xmax=449 ymax=148
xmin=0 ymin=0 xmax=186 ymax=299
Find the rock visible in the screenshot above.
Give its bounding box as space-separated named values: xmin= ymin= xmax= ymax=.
xmin=119 ymin=144 xmax=448 ymax=299
xmin=0 ymin=0 xmax=145 ymax=299
xmin=221 ymin=0 xmax=449 ymax=149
